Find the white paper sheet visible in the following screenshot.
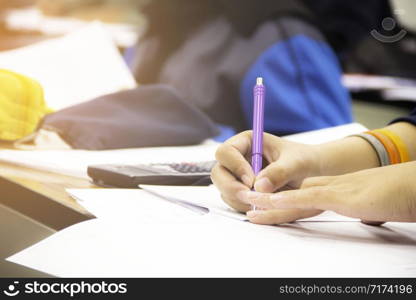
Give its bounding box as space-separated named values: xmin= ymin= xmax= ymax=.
xmin=67 ymin=188 xmax=208 ymax=220
xmin=9 ymin=183 xmax=416 ymax=277
xmin=0 ymin=22 xmax=136 ymax=110
xmin=8 ymin=214 xmax=416 ymax=277
xmin=67 ymin=186 xmax=358 ymax=223
xmin=139 ymin=185 xmax=245 ymax=221
xmin=139 ymin=185 xmax=357 ymax=222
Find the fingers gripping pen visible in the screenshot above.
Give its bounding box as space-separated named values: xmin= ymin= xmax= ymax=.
xmin=251 ymin=77 xmax=265 ymax=211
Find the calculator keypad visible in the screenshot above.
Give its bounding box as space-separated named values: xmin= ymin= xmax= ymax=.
xmin=154 ymin=161 xmax=216 ymax=174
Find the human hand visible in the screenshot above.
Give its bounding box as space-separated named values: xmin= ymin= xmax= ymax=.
xmin=211 ymin=131 xmax=323 ymax=221
xmin=242 ymin=161 xmax=416 ymax=224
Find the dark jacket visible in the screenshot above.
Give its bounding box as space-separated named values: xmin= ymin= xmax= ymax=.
xmin=392 ymin=109 xmax=416 ymax=127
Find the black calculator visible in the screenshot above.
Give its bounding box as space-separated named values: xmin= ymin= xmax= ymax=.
xmin=87 ymin=161 xmax=216 ymax=188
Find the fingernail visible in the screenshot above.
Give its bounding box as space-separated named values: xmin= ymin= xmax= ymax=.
xmin=247 ymin=210 xmax=265 ymax=218
xmin=254 ymin=177 xmax=274 ymax=192
xmin=241 ymin=175 xmax=252 ymax=187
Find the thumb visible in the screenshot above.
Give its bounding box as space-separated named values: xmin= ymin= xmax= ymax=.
xmin=253 ymin=160 xmax=298 ymax=193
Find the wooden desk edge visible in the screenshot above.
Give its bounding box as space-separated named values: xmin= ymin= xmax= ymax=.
xmin=0 ymin=161 xmax=96 ymax=230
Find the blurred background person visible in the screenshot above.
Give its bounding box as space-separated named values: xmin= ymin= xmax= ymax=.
xmin=130 ymin=0 xmax=353 ymax=140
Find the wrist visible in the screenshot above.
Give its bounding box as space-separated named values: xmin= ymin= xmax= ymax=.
xmin=313 ymin=136 xmax=380 ymax=176
xmin=310 ymin=144 xmax=326 ymax=177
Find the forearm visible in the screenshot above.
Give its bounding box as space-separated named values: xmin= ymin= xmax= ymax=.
xmin=314 ymin=121 xmax=416 ymax=176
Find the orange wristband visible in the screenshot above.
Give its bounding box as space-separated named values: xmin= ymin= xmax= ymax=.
xmin=366 ymin=130 xmax=401 ymax=164
xmin=373 ymin=129 xmax=410 ymax=163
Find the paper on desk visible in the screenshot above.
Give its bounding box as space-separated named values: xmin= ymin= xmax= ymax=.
xmin=0 ymin=22 xmax=136 ymax=110
xmin=140 ymin=185 xmax=245 ymax=221
xmin=7 ymin=213 xmax=416 ymax=277
xmin=67 ymin=188 xmax=208 ymax=220
xmin=67 ymin=186 xmax=357 ymax=223
xmin=0 ymin=142 xmax=219 ymax=179
xmin=139 ymin=185 xmax=357 ymax=222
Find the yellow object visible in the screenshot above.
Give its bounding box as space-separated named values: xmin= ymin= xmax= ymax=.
xmin=0 ymin=69 xmax=52 ymax=141
xmin=374 ymin=129 xmax=410 ymax=163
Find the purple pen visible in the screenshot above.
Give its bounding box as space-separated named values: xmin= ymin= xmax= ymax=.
xmin=251 ymin=77 xmax=265 ymax=210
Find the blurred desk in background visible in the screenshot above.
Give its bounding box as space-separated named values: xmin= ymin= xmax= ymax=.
xmin=0 ymin=22 xmax=50 ymax=51
xmin=0 ymin=5 xmax=140 ymax=50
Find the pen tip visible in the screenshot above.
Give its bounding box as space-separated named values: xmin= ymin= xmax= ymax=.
xmin=256 ymin=77 xmax=263 ymax=85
